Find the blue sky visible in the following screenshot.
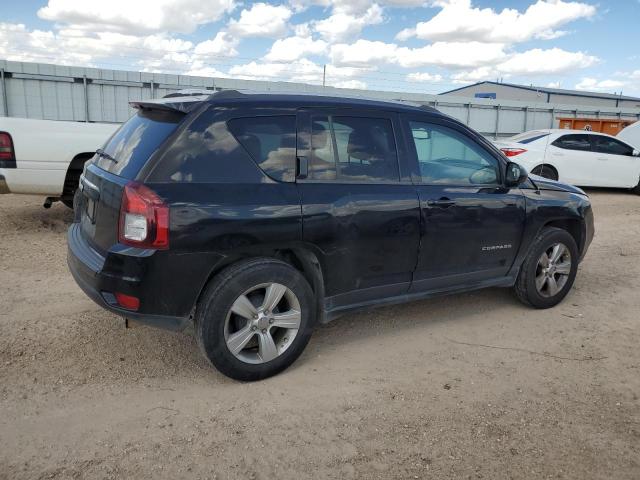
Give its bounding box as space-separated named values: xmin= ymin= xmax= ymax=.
xmin=1 ymin=0 xmax=639 ymax=95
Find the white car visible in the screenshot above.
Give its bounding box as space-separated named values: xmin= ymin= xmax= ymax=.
xmin=0 ymin=117 xmax=118 ymax=208
xmin=494 ymin=129 xmax=640 ymax=193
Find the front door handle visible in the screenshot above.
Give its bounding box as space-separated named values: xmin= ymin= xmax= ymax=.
xmin=427 ymin=198 xmax=456 ymax=208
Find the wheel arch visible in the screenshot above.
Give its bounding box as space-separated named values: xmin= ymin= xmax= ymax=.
xmin=62 ymin=152 xmax=94 ymax=198
xmin=532 ymin=163 xmax=559 ymax=180
xmin=193 ymin=246 xmax=326 ymax=325
xmin=541 ymin=218 xmax=584 ymax=253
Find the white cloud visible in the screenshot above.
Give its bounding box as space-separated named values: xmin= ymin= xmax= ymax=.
xmin=498 ymin=48 xmax=597 ymax=75
xmin=330 ymin=39 xmax=507 ymax=69
xmin=314 ymin=4 xmax=384 ymax=42
xmin=407 ymin=72 xmax=443 ymax=82
xmin=0 ymin=22 xmax=193 ymax=69
xmin=397 ymin=0 xmax=596 ymax=43
xmin=450 ymin=67 xmax=497 ymax=84
xmin=330 ymin=40 xmax=400 ymax=67
xmin=264 ymin=35 xmax=328 ymax=62
xmin=575 ymin=78 xmax=626 ymax=92
xmin=228 ymin=58 xmax=324 ymax=82
xmin=227 ymin=58 xmax=371 ymax=85
xmin=449 ymin=47 xmax=598 ymax=85
xmin=194 ymin=32 xmax=238 ymax=58
xmin=227 ymin=3 xmax=292 ymax=38
xmin=37 ymin=0 xmax=236 ymax=34
xmin=331 ymin=79 xmax=368 ymax=89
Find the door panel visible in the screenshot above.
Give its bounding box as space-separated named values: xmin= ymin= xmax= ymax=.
xmin=547 ymin=134 xmax=601 ymax=186
xmin=411 ymin=185 xmax=525 ymax=291
xmin=402 ymin=116 xmax=526 ymax=292
xmin=296 ymin=109 xmax=421 ymax=307
xmin=301 ymin=184 xmax=421 ymax=300
xmin=590 ymin=135 xmax=639 ymax=187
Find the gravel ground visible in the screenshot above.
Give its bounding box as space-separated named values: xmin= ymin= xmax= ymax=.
xmin=0 ymin=191 xmax=639 ymax=480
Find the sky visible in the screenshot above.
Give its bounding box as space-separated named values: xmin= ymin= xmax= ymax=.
xmin=1 ymin=0 xmax=639 ymax=95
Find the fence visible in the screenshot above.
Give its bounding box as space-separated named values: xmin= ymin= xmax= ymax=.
xmin=2 ymin=60 xmax=639 ymax=139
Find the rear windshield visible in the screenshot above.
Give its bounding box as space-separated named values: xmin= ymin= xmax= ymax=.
xmin=95 ymin=109 xmax=182 ymax=178
xmin=509 ymin=131 xmax=550 ymax=144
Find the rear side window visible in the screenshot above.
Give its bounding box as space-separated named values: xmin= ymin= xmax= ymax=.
xmin=552 ymin=134 xmax=591 ymax=152
xmin=591 ymin=135 xmax=634 ymax=156
xmin=309 ymin=116 xmax=399 ymax=182
xmin=96 ymin=109 xmax=182 ymax=178
xmin=227 ymin=116 xmax=296 ymax=182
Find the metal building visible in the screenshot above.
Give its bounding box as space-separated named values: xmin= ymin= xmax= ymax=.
xmin=440 ymin=81 xmax=640 ymax=109
xmin=1 ymin=60 xmax=639 ymax=139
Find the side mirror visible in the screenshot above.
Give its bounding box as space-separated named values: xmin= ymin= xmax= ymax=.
xmin=632 ymin=149 xmax=640 ymax=157
xmin=505 ymin=161 xmax=528 ymax=187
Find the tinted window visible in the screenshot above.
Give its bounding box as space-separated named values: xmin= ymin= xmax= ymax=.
xmin=409 ymin=121 xmax=499 ymax=185
xmin=552 ymin=134 xmax=591 ymax=151
xmin=96 ymin=109 xmax=182 ymax=179
xmin=591 ymin=135 xmax=634 ymax=156
xmin=227 ymin=116 xmax=296 ymax=182
xmin=309 ymin=116 xmax=399 ymax=182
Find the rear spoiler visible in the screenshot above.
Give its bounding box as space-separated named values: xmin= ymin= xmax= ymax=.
xmin=129 ymin=95 xmax=211 ymax=114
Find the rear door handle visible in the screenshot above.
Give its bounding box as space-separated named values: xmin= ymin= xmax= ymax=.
xmin=427 ymin=198 xmax=456 ymax=208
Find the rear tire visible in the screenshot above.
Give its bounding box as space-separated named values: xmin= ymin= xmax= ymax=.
xmin=61 ymin=154 xmax=93 ymax=209
xmin=195 ymin=258 xmax=316 ymax=381
xmin=514 ymin=227 xmax=578 ymax=309
xmin=530 ymin=164 xmax=558 ymax=181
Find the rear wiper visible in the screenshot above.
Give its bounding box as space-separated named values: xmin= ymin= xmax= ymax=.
xmin=95 ymin=148 xmax=118 ymax=163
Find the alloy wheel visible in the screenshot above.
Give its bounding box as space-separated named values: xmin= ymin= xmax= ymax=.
xmin=535 ymin=242 xmax=572 ymax=297
xmin=224 ymin=283 xmax=301 ymax=364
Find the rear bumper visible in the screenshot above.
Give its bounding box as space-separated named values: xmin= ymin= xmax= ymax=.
xmin=67 ymin=222 xmax=191 ymax=331
xmin=0 ymin=174 xmax=10 ymax=194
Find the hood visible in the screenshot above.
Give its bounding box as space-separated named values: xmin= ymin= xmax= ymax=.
xmin=529 ymin=174 xmax=587 ymax=196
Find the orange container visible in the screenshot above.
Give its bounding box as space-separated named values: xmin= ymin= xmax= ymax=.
xmin=558 ymin=117 xmax=636 ymax=135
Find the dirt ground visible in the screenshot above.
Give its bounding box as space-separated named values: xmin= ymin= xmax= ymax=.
xmin=0 ymin=191 xmax=639 ymax=480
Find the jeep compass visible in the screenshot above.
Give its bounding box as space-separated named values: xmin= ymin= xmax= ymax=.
xmin=68 ymin=91 xmax=594 ymax=381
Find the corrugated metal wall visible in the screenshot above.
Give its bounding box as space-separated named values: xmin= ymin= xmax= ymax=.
xmin=2 ymin=59 xmax=639 ymax=138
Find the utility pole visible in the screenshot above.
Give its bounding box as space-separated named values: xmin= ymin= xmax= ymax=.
xmin=323 ymin=65 xmax=326 ymax=87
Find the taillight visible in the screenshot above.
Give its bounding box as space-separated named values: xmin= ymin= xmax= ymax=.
xmin=0 ymin=131 xmax=16 ymax=166
xmin=118 ymin=181 xmax=169 ymax=249
xmin=500 ymin=147 xmax=527 ymax=157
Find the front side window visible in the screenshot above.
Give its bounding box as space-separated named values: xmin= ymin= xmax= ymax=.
xmin=591 ymin=135 xmax=634 ymax=156
xmin=227 ymin=116 xmax=296 ymax=182
xmin=409 ymin=121 xmax=499 ymax=185
xmin=309 ymin=115 xmax=400 ymax=182
xmin=552 ymin=134 xmax=591 ymax=152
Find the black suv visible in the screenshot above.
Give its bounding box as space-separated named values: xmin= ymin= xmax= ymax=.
xmin=68 ymin=91 xmax=594 ymax=381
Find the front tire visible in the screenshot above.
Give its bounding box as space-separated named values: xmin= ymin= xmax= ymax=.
xmin=514 ymin=227 xmax=579 ymax=309
xmin=195 ymin=258 xmax=316 ymax=381
xmin=530 ymin=165 xmax=558 ymax=181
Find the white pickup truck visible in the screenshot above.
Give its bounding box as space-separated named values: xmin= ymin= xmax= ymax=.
xmin=0 ymin=117 xmax=118 ymax=208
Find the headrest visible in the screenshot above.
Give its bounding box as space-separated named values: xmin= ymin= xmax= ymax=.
xmin=348 ymin=126 xmax=390 ymax=160
xmin=312 ymin=122 xmax=328 ymax=149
